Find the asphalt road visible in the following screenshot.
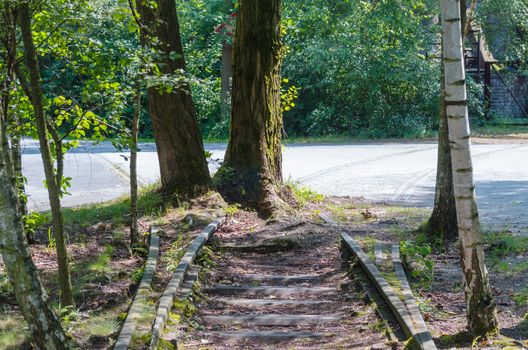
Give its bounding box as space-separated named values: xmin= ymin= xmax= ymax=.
xmin=21 ymin=139 xmax=528 ymax=233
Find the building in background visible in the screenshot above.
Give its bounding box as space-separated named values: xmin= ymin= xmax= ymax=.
xmin=465 ymin=25 xmax=528 ymax=120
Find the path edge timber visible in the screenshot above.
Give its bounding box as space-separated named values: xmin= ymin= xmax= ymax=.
xmin=319 ymin=213 xmax=437 ymax=350
xmin=114 ymin=227 xmax=161 ymax=350
xmin=148 ymin=217 xmax=226 ymax=350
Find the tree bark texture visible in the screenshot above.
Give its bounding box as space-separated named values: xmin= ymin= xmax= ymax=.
xmin=0 ymin=2 xmax=17 ymax=190
xmin=0 ymin=172 xmax=72 ymax=350
xmin=220 ymin=41 xmax=233 ymax=120
xmin=19 ymin=2 xmax=74 ymax=307
xmin=0 ymin=56 xmax=71 ymax=348
xmin=2 ymin=2 xmax=28 ymax=218
xmin=428 ymin=50 xmax=458 ymax=242
xmin=215 ymin=0 xmax=286 ymax=217
xmin=136 ymin=0 xmax=211 ymax=198
xmin=130 ymin=81 xmax=140 ymax=245
xmin=428 ymin=0 xmax=470 ymax=242
xmin=440 ymin=0 xmax=498 ymax=335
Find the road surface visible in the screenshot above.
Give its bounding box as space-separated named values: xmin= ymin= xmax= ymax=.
xmin=21 ymin=139 xmax=528 ymax=233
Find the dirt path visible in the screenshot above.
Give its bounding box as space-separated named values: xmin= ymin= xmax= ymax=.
xmin=173 ymin=215 xmax=392 ymax=349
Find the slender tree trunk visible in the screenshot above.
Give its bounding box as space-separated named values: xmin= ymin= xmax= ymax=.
xmin=220 ymin=0 xmax=234 ymax=120
xmin=428 ymin=48 xmax=458 ymax=241
xmin=130 ymin=81 xmax=141 ymax=245
xmin=0 ymin=69 xmax=71 ymax=348
xmin=215 ymin=0 xmax=287 ymax=217
xmin=136 ymin=0 xmax=211 ymax=198
xmin=48 ymin=125 xmax=64 ymax=192
xmin=440 ymin=0 xmax=498 ymax=335
xmin=428 ymin=0 xmax=470 ymax=242
xmin=1 ymin=5 xmax=16 ymax=190
xmin=19 ymin=2 xmax=74 ymax=308
xmin=2 ymin=3 xmax=28 ymax=220
xmin=0 ymin=103 xmax=15 ymax=187
xmin=220 ymin=40 xmax=233 ymax=121
xmin=11 ymin=138 xmax=27 ymax=215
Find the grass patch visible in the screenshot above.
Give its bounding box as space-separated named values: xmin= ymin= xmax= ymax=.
xmin=225 ymin=203 xmax=241 ymax=218
xmin=71 ymin=245 xmax=117 ymax=296
xmin=0 ymin=315 xmax=28 ymax=349
xmin=281 ymin=132 xmax=437 ymax=144
xmin=514 ymin=287 xmax=528 ymax=307
xmin=287 ymin=182 xmax=324 ymax=206
xmin=0 ymin=272 xmax=13 ymax=297
xmin=472 ymin=122 xmax=528 ymax=137
xmin=75 ymin=309 xmax=121 ymax=339
xmin=485 ymin=231 xmax=528 ymax=276
xmin=485 ymin=231 xmax=528 ymax=255
xmin=61 ymin=183 xmax=165 ymax=227
xmin=384 ymin=206 xmax=430 ymax=220
xmin=161 ymin=230 xmax=193 ymax=272
xmin=325 ymin=204 xmax=347 ymax=222
xmin=88 ymin=245 xmax=113 ymax=273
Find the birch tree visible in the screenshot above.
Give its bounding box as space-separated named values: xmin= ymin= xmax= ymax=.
xmin=428 ymin=0 xmax=479 ymax=243
xmin=440 ymin=0 xmax=498 ymax=335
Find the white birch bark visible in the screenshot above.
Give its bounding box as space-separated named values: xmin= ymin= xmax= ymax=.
xmin=440 ymin=0 xmax=498 ymax=335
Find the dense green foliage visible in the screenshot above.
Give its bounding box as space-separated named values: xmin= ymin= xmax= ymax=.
xmin=2 ymin=0 xmax=522 ymax=143
xmin=477 ymin=0 xmax=528 ymax=64
xmin=282 ymin=0 xmax=440 ymax=138
xmin=178 ymin=0 xmax=443 ymax=138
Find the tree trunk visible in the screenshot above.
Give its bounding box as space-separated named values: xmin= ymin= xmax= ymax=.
xmin=428 ymin=0 xmax=472 ymax=243
xmin=0 ymin=94 xmax=71 ymax=350
xmin=440 ymin=0 xmax=498 ymax=335
xmin=19 ymin=2 xmax=74 ymax=308
xmin=130 ymin=81 xmax=141 ymax=245
xmin=2 ymin=2 xmax=28 ymax=217
xmin=220 ymin=40 xmax=233 ymax=120
xmin=428 ymin=49 xmax=459 ymax=242
xmin=215 ymin=0 xmax=287 ymax=217
xmin=0 ymin=172 xmax=72 ymax=350
xmin=12 ymin=138 xmax=27 ymax=215
xmin=0 ymin=3 xmax=17 ymax=190
xmin=136 ymin=0 xmax=211 ymax=198
xmin=0 ymin=103 xmax=15 ymax=187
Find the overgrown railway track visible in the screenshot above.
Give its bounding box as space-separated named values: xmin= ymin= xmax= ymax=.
xmin=114 ymin=214 xmax=437 ymax=349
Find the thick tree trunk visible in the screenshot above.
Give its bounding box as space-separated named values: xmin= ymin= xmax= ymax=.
xmin=215 ymin=0 xmax=287 ymax=217
xmin=130 ymin=81 xmax=141 ymax=245
xmin=136 ymin=0 xmax=211 ymax=198
xmin=440 ymin=0 xmax=498 ymax=335
xmin=19 ymin=2 xmax=74 ymax=307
